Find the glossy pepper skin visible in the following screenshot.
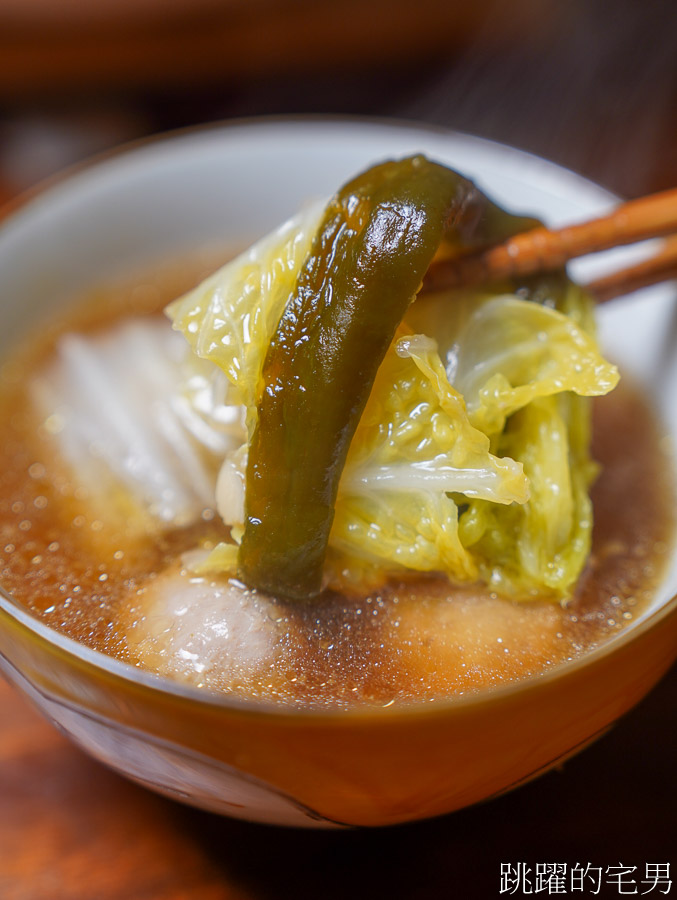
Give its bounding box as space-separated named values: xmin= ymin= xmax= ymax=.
xmin=238 ymin=155 xmax=540 ymax=600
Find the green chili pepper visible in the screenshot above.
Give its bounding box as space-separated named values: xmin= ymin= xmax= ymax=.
xmin=238 ymin=155 xmax=539 ymax=600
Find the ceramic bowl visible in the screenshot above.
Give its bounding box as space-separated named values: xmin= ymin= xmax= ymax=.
xmin=0 ymin=118 xmax=675 ymax=827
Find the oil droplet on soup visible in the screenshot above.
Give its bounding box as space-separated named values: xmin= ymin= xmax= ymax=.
xmin=0 ymin=255 xmax=674 ymax=709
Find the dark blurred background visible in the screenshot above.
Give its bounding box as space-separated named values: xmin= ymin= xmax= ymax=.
xmin=1 ymin=0 xmax=676 ymax=203
xmin=1 ymin=1 xmax=676 ymax=897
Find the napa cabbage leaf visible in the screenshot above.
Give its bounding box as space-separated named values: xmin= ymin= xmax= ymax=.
xmin=169 ymin=211 xmax=619 ymax=600
xmin=167 ymin=203 xmax=324 ymax=413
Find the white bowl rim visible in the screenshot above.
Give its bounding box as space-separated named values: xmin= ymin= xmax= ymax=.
xmin=0 ymin=113 xmax=675 ymax=722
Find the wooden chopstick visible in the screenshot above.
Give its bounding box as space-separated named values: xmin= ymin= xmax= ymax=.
xmin=585 ymin=235 xmax=677 ymax=303
xmin=423 ymin=186 xmax=677 ymax=297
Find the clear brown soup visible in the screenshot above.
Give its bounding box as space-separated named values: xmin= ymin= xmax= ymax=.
xmin=0 ymin=255 xmax=674 ymax=709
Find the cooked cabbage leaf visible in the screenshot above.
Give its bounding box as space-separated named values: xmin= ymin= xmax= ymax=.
xmin=167 ymin=203 xmax=324 ymax=413
xmin=170 ymin=209 xmax=619 ymax=600
xmin=459 ymin=393 xmax=597 ymax=596
xmin=329 ymin=328 xmax=529 ymax=581
xmin=451 ymin=295 xmax=619 ymax=436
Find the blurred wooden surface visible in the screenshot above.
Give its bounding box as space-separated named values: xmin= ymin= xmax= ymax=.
xmin=0 ymin=0 xmax=545 ymax=100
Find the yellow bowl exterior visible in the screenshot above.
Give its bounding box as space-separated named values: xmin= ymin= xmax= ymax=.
xmin=1 ymin=592 xmax=675 ymax=827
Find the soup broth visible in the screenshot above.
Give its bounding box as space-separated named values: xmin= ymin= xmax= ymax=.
xmin=0 ymin=256 xmax=674 ymax=709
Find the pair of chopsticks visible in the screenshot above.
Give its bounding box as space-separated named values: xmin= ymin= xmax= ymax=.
xmin=423 ymin=187 xmax=677 ymax=303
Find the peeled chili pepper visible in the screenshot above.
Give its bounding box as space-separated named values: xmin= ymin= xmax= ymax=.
xmin=238 ymin=155 xmax=540 ymax=600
